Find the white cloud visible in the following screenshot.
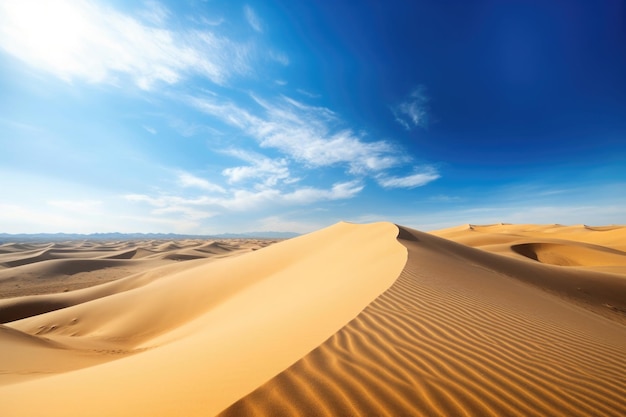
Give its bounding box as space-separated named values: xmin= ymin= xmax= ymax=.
xmin=282 ymin=181 xmax=363 ymax=204
xmin=188 ymin=97 xmax=255 ymax=130
xmin=221 ymin=149 xmax=291 ymax=186
xmin=376 ymin=168 xmax=440 ymax=189
xmin=244 ymin=5 xmax=262 ymax=33
xmin=393 ymin=86 xmax=429 ymax=130
xmin=125 ymin=179 xmax=363 ymax=215
xmin=189 ymin=94 xmax=404 ymax=174
xmin=177 ymin=172 xmax=226 ymax=193
xmin=0 ymin=0 xmax=252 ymax=89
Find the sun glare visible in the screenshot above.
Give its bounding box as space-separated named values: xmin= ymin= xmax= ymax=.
xmin=2 ymin=0 xmax=91 ymax=79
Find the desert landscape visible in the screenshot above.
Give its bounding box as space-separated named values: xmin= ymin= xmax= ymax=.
xmin=1 ymin=222 xmax=625 ymax=416
xmin=2 ymin=0 xmax=625 ymax=415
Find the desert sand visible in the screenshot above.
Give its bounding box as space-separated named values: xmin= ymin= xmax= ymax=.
xmin=1 ymin=222 xmax=625 ymax=416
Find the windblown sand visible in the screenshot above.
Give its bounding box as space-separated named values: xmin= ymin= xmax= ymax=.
xmin=1 ymin=222 xmax=625 ymax=416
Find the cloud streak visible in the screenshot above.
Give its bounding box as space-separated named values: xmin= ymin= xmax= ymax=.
xmin=125 ymin=179 xmax=363 ymax=215
xmin=244 ymin=5 xmax=263 ymax=33
xmin=376 ymin=168 xmax=440 ymax=189
xmin=189 ymin=94 xmax=412 ymax=176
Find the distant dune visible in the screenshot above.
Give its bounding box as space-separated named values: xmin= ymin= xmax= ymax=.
xmin=0 ymin=238 xmax=277 ymax=300
xmin=1 ymin=222 xmax=625 ymax=416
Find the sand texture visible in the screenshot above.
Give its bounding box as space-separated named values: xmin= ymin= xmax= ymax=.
xmin=1 ymin=222 xmax=626 ymax=416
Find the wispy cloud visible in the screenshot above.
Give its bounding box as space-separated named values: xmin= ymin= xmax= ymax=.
xmin=0 ymin=0 xmax=252 ymax=89
xmin=376 ymin=168 xmax=440 ymax=189
xmin=191 ymin=16 xmax=225 ymax=27
xmin=393 ymin=85 xmax=430 ymax=130
xmin=282 ymin=181 xmax=363 ymax=204
xmin=189 ymin=94 xmax=406 ymax=174
xmin=177 ymin=172 xmax=226 ymax=193
xmin=0 ymin=1 xmax=443 ymax=234
xmin=125 ymin=179 xmax=363 ymax=215
xmin=221 ymin=149 xmax=291 ymax=187
xmin=244 ymin=5 xmax=263 ymax=33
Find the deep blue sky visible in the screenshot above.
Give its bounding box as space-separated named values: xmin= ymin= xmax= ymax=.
xmin=0 ymin=0 xmax=624 ymax=234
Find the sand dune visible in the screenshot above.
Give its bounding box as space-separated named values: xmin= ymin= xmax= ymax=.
xmin=219 ymin=225 xmax=626 ymax=416
xmin=430 ymin=223 xmax=626 ymax=322
xmin=433 ymin=223 xmax=626 ymax=252
xmin=0 ymin=222 xmax=405 ymax=416
xmin=511 ymin=241 xmax=626 ymax=267
xmin=0 ymin=238 xmax=275 ymax=299
xmin=1 ymin=222 xmax=625 ymax=416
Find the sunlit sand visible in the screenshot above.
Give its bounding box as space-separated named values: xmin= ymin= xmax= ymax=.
xmin=1 ymin=222 xmax=625 ymax=416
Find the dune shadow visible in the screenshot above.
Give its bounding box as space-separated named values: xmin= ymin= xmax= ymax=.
xmin=396 ymin=225 xmax=420 ymax=242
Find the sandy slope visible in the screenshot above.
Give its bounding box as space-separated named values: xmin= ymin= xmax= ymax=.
xmin=220 ymin=225 xmax=626 ymax=416
xmin=430 ymin=224 xmax=626 ymax=322
xmin=0 ymin=222 xmax=405 ymax=416
xmin=1 ymin=222 xmax=625 ymax=416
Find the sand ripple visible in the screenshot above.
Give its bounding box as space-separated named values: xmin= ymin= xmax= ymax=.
xmin=220 ymin=226 xmax=626 ymax=417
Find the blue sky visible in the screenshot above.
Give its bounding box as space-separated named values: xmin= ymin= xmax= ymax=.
xmin=1 ymin=0 xmax=625 ymax=234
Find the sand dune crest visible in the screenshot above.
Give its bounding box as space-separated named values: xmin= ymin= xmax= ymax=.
xmin=0 ymin=222 xmax=406 ymax=416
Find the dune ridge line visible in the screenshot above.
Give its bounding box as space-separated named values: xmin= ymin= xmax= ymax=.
xmin=0 ymin=222 xmax=407 ymax=416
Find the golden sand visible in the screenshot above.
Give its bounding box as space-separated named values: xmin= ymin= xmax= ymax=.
xmin=1 ymin=222 xmax=625 ymax=416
